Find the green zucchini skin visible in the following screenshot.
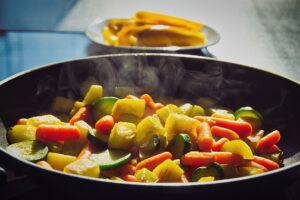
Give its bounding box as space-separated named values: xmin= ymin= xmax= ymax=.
xmin=87 ymin=128 xmax=108 ymax=148
xmin=76 ymin=119 xmax=108 ymax=148
xmin=167 ymin=133 xmax=192 ymax=159
xmin=89 ymin=149 xmax=131 ymax=170
xmin=6 ymin=140 xmax=48 ymax=162
xmin=191 ymin=163 xmax=224 ymax=181
xmin=92 ymin=97 xmax=119 ymax=121
xmin=234 ymin=106 xmax=263 ymax=131
xmin=140 ymin=134 xmax=160 ymax=151
xmin=234 ymin=106 xmax=263 ymax=121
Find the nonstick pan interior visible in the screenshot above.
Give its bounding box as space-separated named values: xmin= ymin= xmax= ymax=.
xmin=0 ymin=53 xmax=299 ymax=198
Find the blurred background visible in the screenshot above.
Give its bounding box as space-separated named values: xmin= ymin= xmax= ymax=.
xmin=0 ymin=0 xmax=299 ymax=81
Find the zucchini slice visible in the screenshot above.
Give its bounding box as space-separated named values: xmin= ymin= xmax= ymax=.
xmin=234 ymin=106 xmax=263 ymax=121
xmin=140 ymin=134 xmax=160 ymax=151
xmin=234 ymin=107 xmax=263 ymax=131
xmin=89 ymin=149 xmax=131 ymax=170
xmin=87 ymin=128 xmax=108 ymax=148
xmin=76 ymin=119 xmax=108 ymax=147
xmin=6 ymin=140 xmax=48 ymax=162
xmin=93 ymin=97 xmax=118 ymax=121
xmin=191 ymin=163 xmax=224 ymax=182
xmin=167 ymin=133 xmax=192 ymax=159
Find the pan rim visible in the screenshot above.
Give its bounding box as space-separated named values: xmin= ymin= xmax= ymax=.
xmin=0 ymin=53 xmax=299 ymax=87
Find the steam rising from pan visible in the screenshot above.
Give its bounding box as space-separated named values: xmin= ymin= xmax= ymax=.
xmin=33 ymin=54 xmax=289 ymax=118
xmin=50 ymin=55 xmax=250 ymax=104
xmin=51 ymin=55 xmax=187 ymax=100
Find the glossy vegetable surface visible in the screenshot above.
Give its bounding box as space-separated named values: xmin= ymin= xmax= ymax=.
xmin=89 ymin=149 xmax=131 ymax=170
xmin=7 ymin=140 xmax=48 ymax=162
xmin=6 ymin=84 xmax=284 ymax=183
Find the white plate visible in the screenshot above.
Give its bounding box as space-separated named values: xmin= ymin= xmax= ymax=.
xmin=86 ymin=18 xmax=220 ymax=51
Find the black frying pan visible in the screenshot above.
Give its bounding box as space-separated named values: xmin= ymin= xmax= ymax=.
xmin=0 ymin=53 xmax=299 ymax=199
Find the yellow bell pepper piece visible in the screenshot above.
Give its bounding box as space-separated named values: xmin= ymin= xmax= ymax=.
xmin=83 ymin=85 xmax=103 ymax=105
xmin=156 ymin=104 xmax=182 ymax=124
xmin=198 ymin=176 xmax=215 ymax=182
xmin=112 ymin=99 xmax=145 ymax=119
xmin=135 ymin=116 xmax=165 ymax=146
xmin=7 ymin=125 xmax=36 ymax=143
xmin=134 ymin=10 xmax=203 ymax=31
xmin=47 ymin=152 xmax=77 ymax=171
xmin=165 ymin=113 xmax=200 ymax=141
xmin=108 ymin=122 xmax=136 ymax=150
xmin=221 ymin=140 xmax=254 ymax=159
xmin=64 ymin=158 xmax=100 ymax=178
xmin=74 ymin=120 xmax=90 ymax=141
xmin=153 ymin=159 xmax=184 ymax=182
xmin=180 ymin=103 xmax=205 ymax=117
xmin=118 ymin=114 xmax=141 ymax=125
xmin=27 ymin=115 xmax=61 ymax=127
xmin=211 ymin=113 xmax=235 ymax=120
xmin=135 ymin=168 xmax=158 ymax=182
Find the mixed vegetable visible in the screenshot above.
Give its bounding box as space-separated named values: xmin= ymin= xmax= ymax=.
xmin=103 ymin=11 xmax=207 ymax=47
xmin=6 ymin=84 xmax=283 ymax=183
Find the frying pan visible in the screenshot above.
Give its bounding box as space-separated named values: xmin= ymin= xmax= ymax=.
xmin=0 ymin=53 xmax=299 ymax=199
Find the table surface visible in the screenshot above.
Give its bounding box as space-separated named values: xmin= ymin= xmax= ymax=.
xmin=0 ymin=0 xmax=300 ymax=82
